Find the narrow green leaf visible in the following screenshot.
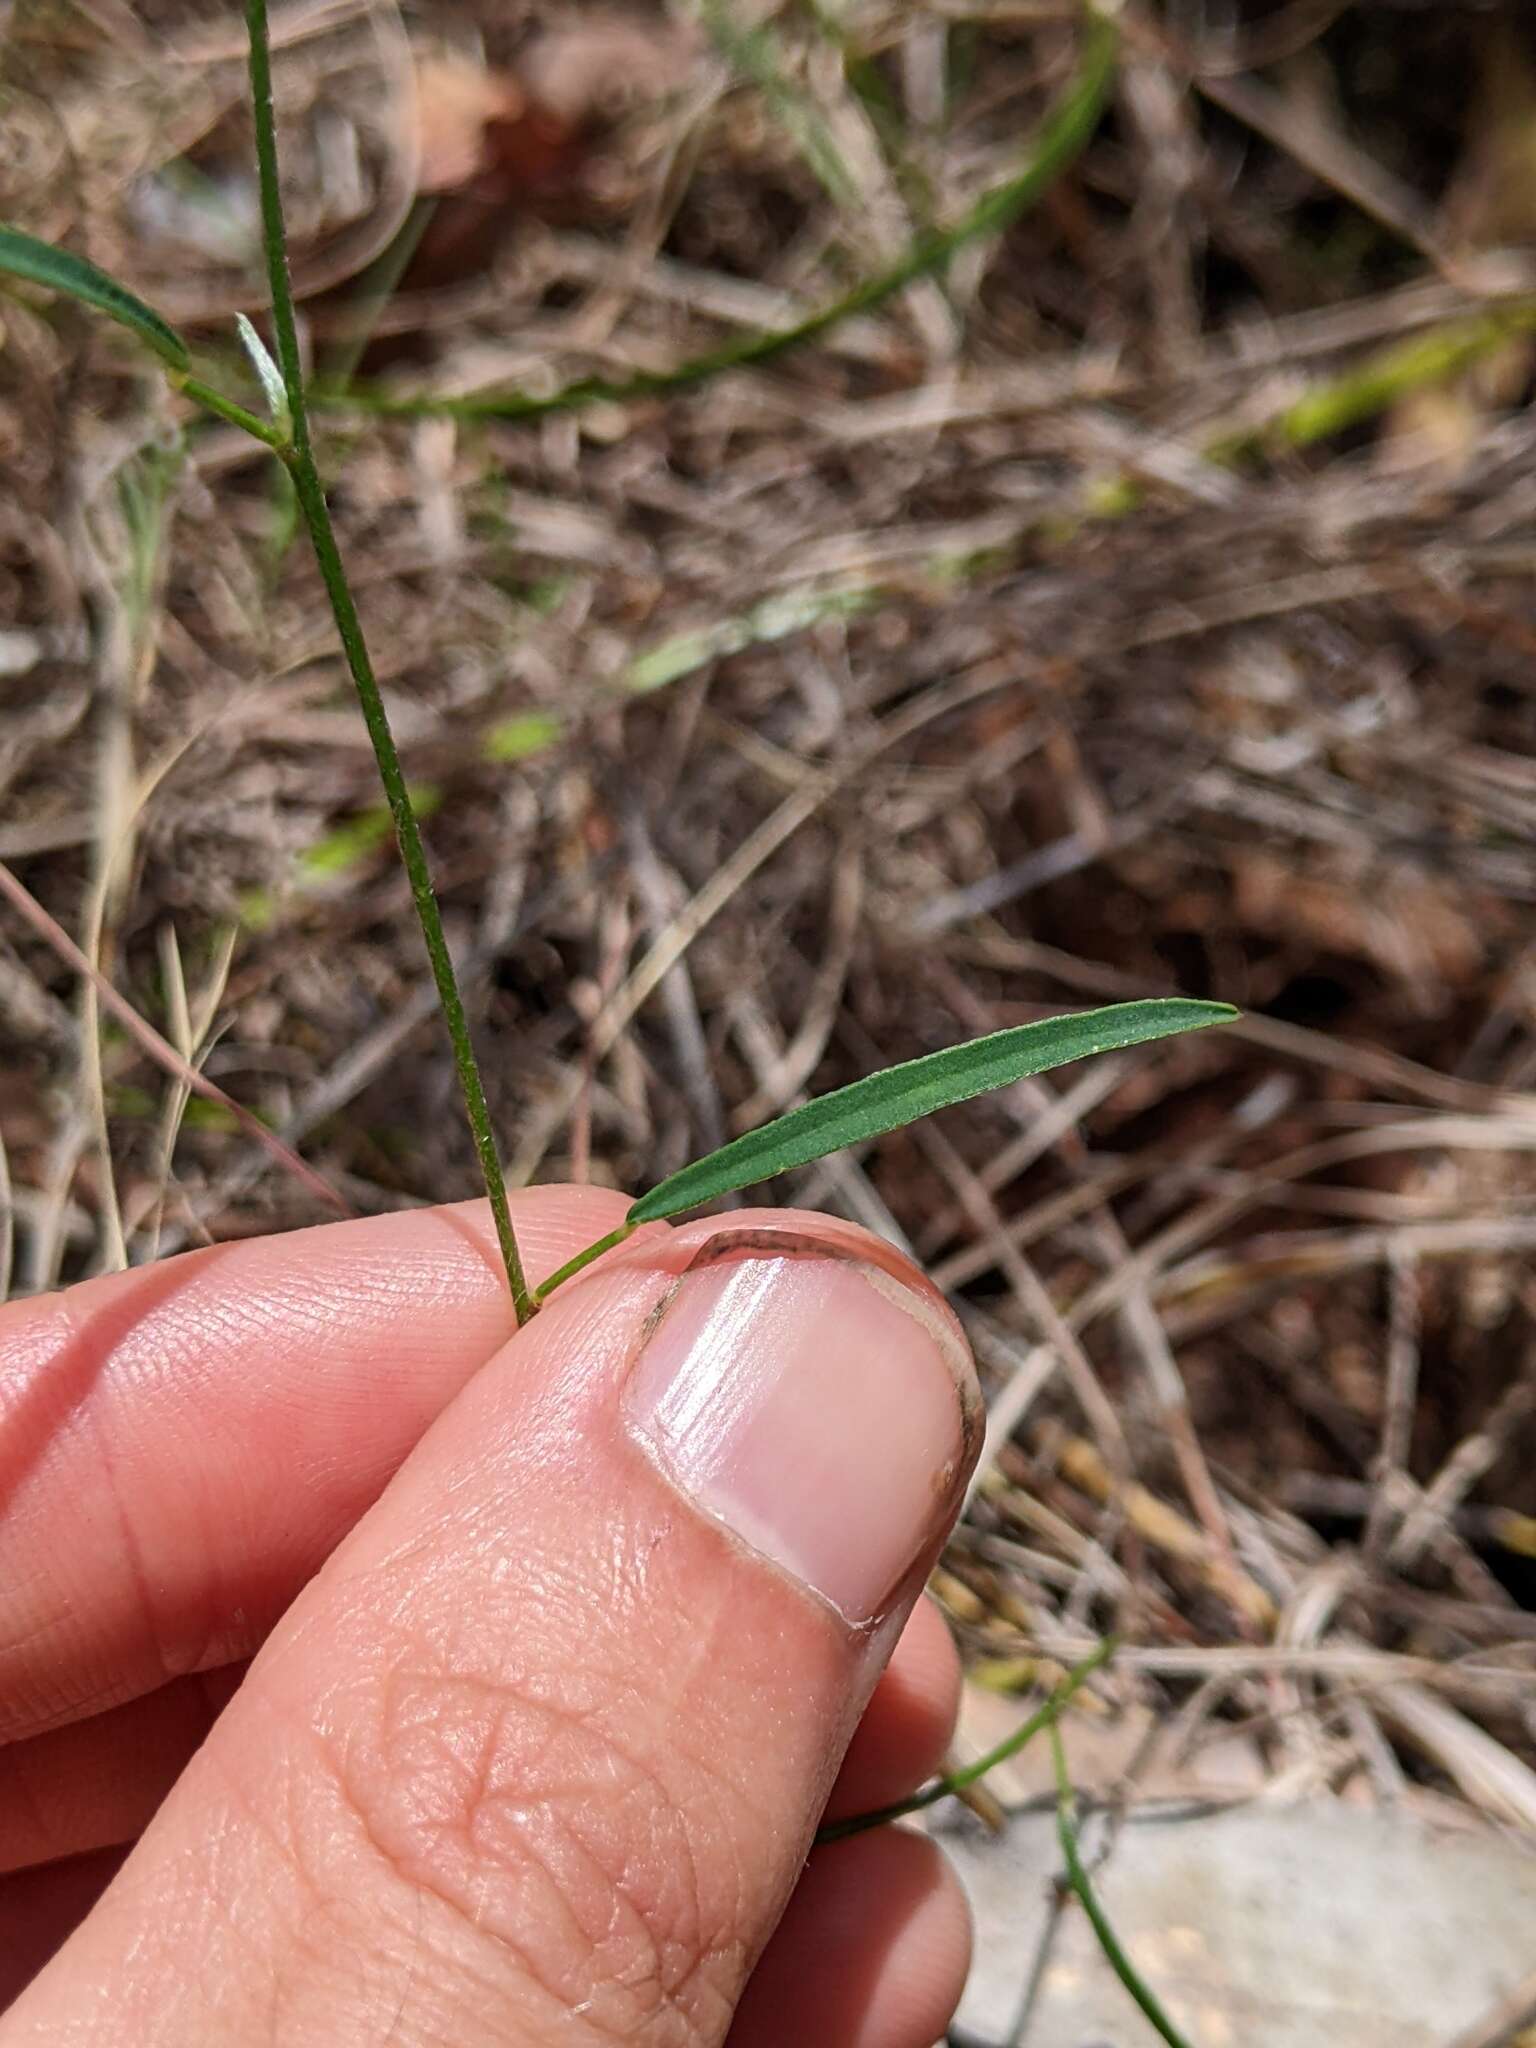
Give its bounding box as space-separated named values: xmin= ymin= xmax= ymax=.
xmin=0 ymin=224 xmax=189 ymax=372
xmin=628 ymin=999 xmax=1235 ymax=1225
xmin=235 ymin=311 xmax=292 ymax=435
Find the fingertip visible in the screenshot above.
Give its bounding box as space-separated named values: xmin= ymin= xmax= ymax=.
xmin=730 ymin=1828 xmax=972 ymax=2048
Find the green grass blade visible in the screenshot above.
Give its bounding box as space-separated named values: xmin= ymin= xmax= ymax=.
xmin=0 ymin=224 xmax=189 ymax=372
xmin=628 ymin=999 xmax=1234 ymax=1225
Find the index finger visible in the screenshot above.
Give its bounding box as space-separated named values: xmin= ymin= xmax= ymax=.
xmin=0 ymin=1186 xmax=634 ymax=1744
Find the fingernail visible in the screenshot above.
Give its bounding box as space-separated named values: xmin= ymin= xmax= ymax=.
xmin=624 ymin=1249 xmax=979 ymax=1625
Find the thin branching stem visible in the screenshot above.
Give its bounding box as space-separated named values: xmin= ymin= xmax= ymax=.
xmin=177 ymin=374 xmax=290 ymax=449
xmin=535 ymin=1223 xmax=638 ymax=1305
xmin=1049 ymin=1722 xmax=1196 ymax=2048
xmin=242 ymin=0 xmax=533 ymax=1323
xmin=817 ymin=1637 xmax=1116 ymax=1844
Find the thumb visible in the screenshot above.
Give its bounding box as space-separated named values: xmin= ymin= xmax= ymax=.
xmin=8 ymin=1206 xmax=980 ymax=2048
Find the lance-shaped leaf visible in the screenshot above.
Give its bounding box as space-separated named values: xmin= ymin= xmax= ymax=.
xmin=628 ymin=999 xmax=1235 ymax=1225
xmin=0 ymin=224 xmax=189 ymax=372
xmin=235 ymin=311 xmax=291 ymax=436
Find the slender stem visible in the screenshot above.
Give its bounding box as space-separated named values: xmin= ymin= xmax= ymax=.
xmin=817 ymin=1637 xmax=1116 ymax=1844
xmin=177 ymin=374 xmax=290 ymax=449
xmin=1049 ymin=1723 xmax=1195 ymax=2048
xmin=535 ymin=1222 xmax=638 ymax=1304
xmin=242 ymin=0 xmax=533 ymax=1324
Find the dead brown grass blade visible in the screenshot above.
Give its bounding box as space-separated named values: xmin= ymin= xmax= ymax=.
xmin=0 ymin=861 xmax=349 ymax=1224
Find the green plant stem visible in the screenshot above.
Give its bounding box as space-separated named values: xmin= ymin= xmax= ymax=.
xmin=535 ymin=1222 xmax=638 ymax=1304
xmin=308 ymin=2 xmax=1118 ymax=426
xmin=817 ymin=1637 xmax=1116 ymax=1845
xmin=1048 ymin=1722 xmax=1195 ymax=2048
xmin=242 ymin=0 xmax=533 ymax=1324
xmin=177 ymin=373 xmax=290 ymax=448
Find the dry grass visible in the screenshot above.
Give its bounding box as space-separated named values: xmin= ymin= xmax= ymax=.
xmin=5 ymin=0 xmax=1536 ymax=1867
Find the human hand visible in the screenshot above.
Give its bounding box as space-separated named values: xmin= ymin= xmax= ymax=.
xmin=0 ymin=1188 xmax=980 ymax=2046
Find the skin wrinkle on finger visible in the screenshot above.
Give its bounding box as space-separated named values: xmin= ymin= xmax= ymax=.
xmin=86 ymin=1399 xmax=203 ymax=1719
xmin=329 ymin=1664 xmax=734 ymax=2037
xmin=0 ymin=1593 xmax=955 ymax=1883
xmin=4 ymin=1210 xmax=977 ymax=2048
xmin=200 ymin=1686 xmax=586 ymax=2047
